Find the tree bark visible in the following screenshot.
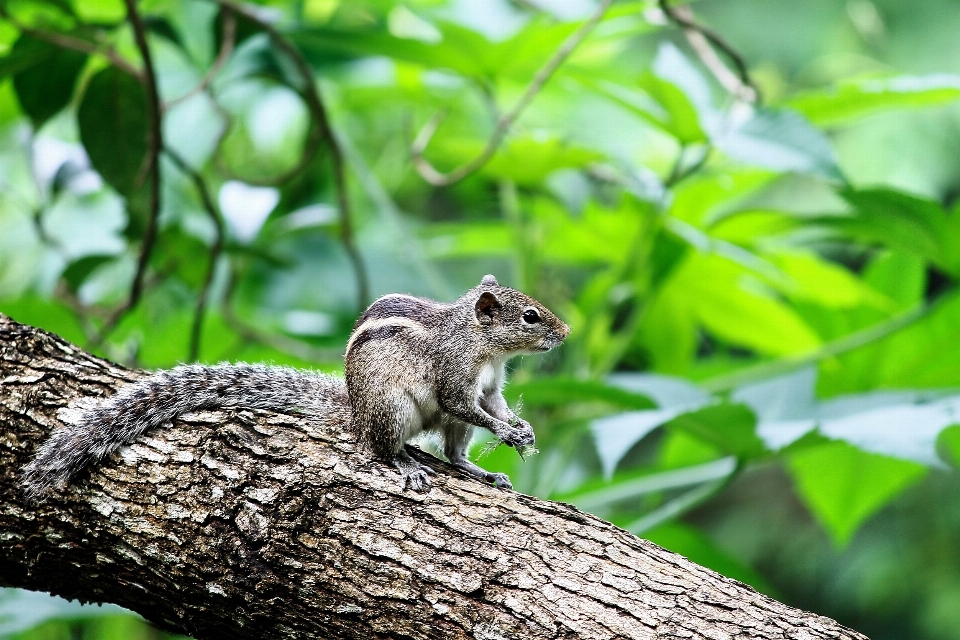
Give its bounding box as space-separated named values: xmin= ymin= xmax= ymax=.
xmin=0 ymin=314 xmax=868 ymax=640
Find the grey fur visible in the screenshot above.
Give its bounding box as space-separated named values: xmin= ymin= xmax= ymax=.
xmin=21 ymin=275 xmax=569 ymax=500
xmin=345 ymin=275 xmax=569 ymax=491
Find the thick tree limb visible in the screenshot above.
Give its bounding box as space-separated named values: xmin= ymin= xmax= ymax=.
xmin=0 ymin=314 xmax=868 ymax=640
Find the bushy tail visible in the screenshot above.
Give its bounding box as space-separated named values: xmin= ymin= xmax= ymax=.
xmin=21 ymin=363 xmax=345 ymax=502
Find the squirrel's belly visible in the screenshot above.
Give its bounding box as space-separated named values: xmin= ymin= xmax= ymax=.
xmin=411 ymin=390 xmax=444 ymax=431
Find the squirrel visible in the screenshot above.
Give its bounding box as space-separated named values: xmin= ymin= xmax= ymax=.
xmin=21 ymin=275 xmax=569 ymax=500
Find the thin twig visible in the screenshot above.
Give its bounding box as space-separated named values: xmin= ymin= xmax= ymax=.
xmin=164 ymin=7 xmax=236 ymax=110
xmin=411 ymin=0 xmax=615 ymax=187
xmin=91 ymin=0 xmax=165 ymax=347
xmin=212 ymin=0 xmax=369 ymax=311
xmin=165 ymin=148 xmax=225 ymax=362
xmin=124 ymin=0 xmax=164 ymax=308
xmin=657 ymin=0 xmax=759 ymax=103
xmin=0 ymin=8 xmax=143 ymax=80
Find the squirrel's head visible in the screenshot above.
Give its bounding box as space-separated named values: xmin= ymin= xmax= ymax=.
xmin=468 ymin=274 xmax=570 ymax=355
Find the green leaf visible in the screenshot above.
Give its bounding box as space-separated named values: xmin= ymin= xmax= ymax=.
xmin=0 ymin=296 xmax=86 ymax=345
xmin=936 ymin=424 xmax=960 ymax=469
xmin=669 ymin=168 xmax=776 ymax=227
xmin=668 ymin=253 xmax=822 ymax=357
xmin=786 ymin=74 xmax=960 ymax=127
xmin=582 ymin=72 xmax=706 ymax=144
xmin=714 ymin=108 xmax=843 ymax=182
xmin=421 ymin=222 xmax=514 ymax=259
xmin=78 ymin=66 xmax=149 ymax=197
xmin=636 ymin=285 xmax=698 ymax=374
xmin=506 ymin=377 xmax=656 ymax=410
xmin=665 ymin=402 xmax=765 ymax=460
xmin=771 ymin=251 xmax=893 ymax=310
xmin=143 ymin=15 xmax=184 ymax=48
xmin=3 ymin=34 xmax=87 ymax=129
xmin=863 ymin=251 xmax=925 ymax=311
xmin=650 ymin=42 xmax=715 ymax=122
xmin=636 ymin=72 xmax=707 ymax=143
xmin=482 ymin=137 xmax=603 ymax=186
xmin=2 ymin=0 xmax=76 ymax=30
xmin=817 ymin=291 xmax=960 ymax=394
xmin=291 ymin=27 xmax=488 ymax=79
xmin=786 ymin=440 xmax=927 ymax=546
xmin=71 ymin=0 xmax=126 ymax=24
xmin=61 ymin=255 xmax=114 ymax=293
xmin=491 ymin=17 xmax=579 ymax=81
xmin=557 ymin=457 xmax=736 ymax=510
xmin=829 ymin=188 xmax=956 ymax=273
xmin=0 ymin=79 xmax=19 ymax=124
xmin=660 ymin=429 xmax=724 ymax=469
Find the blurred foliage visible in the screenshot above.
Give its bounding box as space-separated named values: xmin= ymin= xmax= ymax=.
xmin=2 ymin=0 xmax=960 ymax=638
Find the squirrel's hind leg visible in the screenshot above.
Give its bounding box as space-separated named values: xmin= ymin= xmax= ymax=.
xmin=443 ymin=422 xmax=513 ymax=490
xmin=357 ymin=389 xmax=435 ymax=492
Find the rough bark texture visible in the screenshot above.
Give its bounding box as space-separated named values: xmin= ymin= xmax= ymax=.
xmin=0 ymin=314 xmax=869 ymax=640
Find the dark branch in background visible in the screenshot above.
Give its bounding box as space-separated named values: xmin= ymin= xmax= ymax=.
xmin=657 ymin=0 xmax=759 ymax=103
xmin=90 ymin=0 xmax=165 ymax=348
xmin=0 ymin=8 xmax=143 ymax=79
xmin=165 ymin=149 xmax=225 ymax=362
xmin=211 ymin=0 xmax=368 ymax=311
xmin=164 ymin=7 xmax=236 ymax=110
xmin=410 ymin=0 xmax=615 ymax=187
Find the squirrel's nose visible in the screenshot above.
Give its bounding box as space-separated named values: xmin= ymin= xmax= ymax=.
xmin=560 ymin=322 xmax=571 ymax=339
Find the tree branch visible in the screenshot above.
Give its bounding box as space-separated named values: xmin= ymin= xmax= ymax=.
xmin=657 ymin=0 xmax=759 ymax=103
xmin=0 ymin=314 xmax=871 ymax=640
xmin=411 ymin=0 xmax=615 ymax=187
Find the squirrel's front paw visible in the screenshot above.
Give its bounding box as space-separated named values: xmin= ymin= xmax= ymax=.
xmin=500 ymin=419 xmax=535 ymax=448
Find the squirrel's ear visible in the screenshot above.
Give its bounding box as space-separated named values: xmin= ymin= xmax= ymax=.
xmin=475 ymin=291 xmax=501 ymax=323
xmin=481 ymin=274 xmax=498 ymax=287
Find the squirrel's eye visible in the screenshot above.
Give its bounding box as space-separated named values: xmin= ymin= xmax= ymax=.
xmin=522 ymin=309 xmax=541 ymax=324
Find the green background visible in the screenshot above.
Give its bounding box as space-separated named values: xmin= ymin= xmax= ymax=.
xmin=3 ymin=0 xmax=960 ymax=638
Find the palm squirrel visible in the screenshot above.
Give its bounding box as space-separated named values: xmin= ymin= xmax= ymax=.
xmin=21 ymin=275 xmax=569 ymax=500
